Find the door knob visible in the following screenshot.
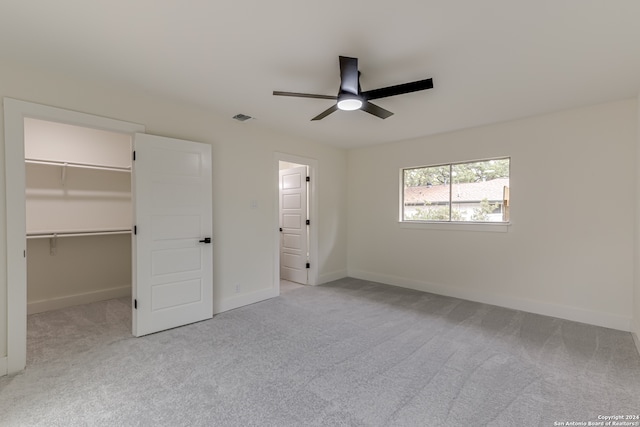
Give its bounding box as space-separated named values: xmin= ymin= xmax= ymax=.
xmin=199 ymin=237 xmax=211 ymax=244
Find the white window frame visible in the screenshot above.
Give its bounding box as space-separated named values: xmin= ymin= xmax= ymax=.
xmin=399 ymin=157 xmax=511 ymax=233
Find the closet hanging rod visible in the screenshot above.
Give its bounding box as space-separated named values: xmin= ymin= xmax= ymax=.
xmin=26 ymin=229 xmax=132 ymax=239
xmin=25 ymin=159 xmax=131 ymax=173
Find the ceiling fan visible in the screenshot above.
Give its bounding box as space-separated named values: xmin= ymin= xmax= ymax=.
xmin=273 ymin=56 xmax=433 ymax=121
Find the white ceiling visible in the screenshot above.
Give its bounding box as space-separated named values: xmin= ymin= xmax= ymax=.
xmin=1 ymin=0 xmax=639 ymax=149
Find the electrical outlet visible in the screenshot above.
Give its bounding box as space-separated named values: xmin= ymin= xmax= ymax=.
xmin=235 ymin=283 xmax=240 ymax=294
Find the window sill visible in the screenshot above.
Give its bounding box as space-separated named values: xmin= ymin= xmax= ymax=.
xmin=398 ymin=221 xmax=510 ymax=233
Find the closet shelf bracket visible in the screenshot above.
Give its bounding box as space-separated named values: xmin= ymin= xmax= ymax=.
xmin=61 ymin=163 xmax=67 ymax=186
xmin=50 ymin=233 xmax=57 ymax=256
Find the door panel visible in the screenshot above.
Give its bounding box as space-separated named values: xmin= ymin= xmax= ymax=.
xmin=151 ymin=215 xmax=201 ymax=240
xmin=152 ymin=279 xmax=202 ymax=310
xmin=279 ymin=165 xmax=308 ymax=284
xmin=152 ymin=183 xmax=202 ymax=208
xmin=151 ymin=247 xmax=202 ymax=275
xmin=283 ymin=233 xmax=301 ymax=249
xmin=282 ymin=193 xmax=301 ymax=209
xmin=283 ymin=213 xmax=302 ymax=228
xmin=133 ymin=133 xmax=212 ymax=337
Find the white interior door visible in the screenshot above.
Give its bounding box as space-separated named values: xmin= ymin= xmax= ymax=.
xmin=132 ymin=133 xmax=212 ymax=337
xmin=279 ymin=166 xmax=308 ymax=284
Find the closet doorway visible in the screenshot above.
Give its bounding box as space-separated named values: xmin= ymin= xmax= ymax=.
xmin=25 ymin=118 xmax=133 ymax=316
xmin=4 ymin=98 xmax=214 ymax=375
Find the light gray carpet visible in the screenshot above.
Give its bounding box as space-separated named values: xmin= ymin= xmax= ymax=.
xmin=1 ymin=277 xmax=639 ymax=426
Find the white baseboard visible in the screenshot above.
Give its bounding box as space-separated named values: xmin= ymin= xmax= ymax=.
xmin=317 ymin=269 xmax=348 ymax=285
xmin=348 ymin=269 xmax=632 ymax=332
xmin=27 ymin=285 xmax=131 ymax=315
xmin=632 ymin=332 xmax=640 ymax=357
xmin=633 ymin=317 xmax=640 ymax=356
xmin=213 ymin=287 xmax=279 ymax=314
xmin=0 ymin=356 xmax=7 ymax=377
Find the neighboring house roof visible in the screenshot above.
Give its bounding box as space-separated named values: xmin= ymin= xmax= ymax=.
xmin=404 ymin=178 xmax=509 ymax=205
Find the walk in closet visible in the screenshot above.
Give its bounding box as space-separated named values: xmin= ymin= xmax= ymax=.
xmin=25 ymin=118 xmax=133 ymax=314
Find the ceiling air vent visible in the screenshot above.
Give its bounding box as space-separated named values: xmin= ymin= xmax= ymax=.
xmin=232 ymin=113 xmax=252 ymax=122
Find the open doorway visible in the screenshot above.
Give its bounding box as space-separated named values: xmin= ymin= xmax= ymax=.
xmin=274 ymin=153 xmax=318 ymax=293
xmin=279 ymin=161 xmax=309 ymax=285
xmin=23 ymin=118 xmax=133 ymax=366
xmin=4 ymin=99 xmax=214 ymax=376
xmin=3 ymin=98 xmax=145 ymax=375
xmin=24 ymin=118 xmax=133 ymax=315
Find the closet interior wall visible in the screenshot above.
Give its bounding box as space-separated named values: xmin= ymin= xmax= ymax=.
xmin=24 ymin=118 xmax=133 ymax=314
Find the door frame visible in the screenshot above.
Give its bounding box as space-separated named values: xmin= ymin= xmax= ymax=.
xmin=3 ymin=98 xmax=145 ymax=375
xmin=274 ymin=153 xmax=318 ymax=288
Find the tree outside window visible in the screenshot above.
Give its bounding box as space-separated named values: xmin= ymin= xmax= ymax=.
xmin=402 ymin=158 xmax=510 ymax=223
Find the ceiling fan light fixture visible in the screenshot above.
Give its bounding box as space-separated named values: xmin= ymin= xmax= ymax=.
xmin=337 ymin=93 xmax=362 ymax=111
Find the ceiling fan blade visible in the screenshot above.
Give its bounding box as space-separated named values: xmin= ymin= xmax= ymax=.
xmin=311 ymin=104 xmax=339 ymax=121
xmin=273 ymin=91 xmax=337 ymax=100
xmin=339 ymin=56 xmax=359 ymax=95
xmin=361 ymin=101 xmax=394 ymax=119
xmin=362 ymin=78 xmax=433 ymax=100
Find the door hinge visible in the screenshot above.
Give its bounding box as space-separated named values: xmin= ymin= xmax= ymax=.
xmin=306 ymin=219 xmax=310 ymax=225
xmin=306 ymin=176 xmax=310 ymax=182
xmin=24 ymin=250 xmax=26 ymax=258
xmin=134 ymin=225 xmax=137 ymax=235
xmin=133 ymin=151 xmax=136 ymax=161
xmin=306 ymin=262 xmax=310 ymax=269
xmin=134 ymin=299 xmax=137 ymax=309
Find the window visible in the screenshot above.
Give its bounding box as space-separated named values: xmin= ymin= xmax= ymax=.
xmin=402 ymin=157 xmax=510 ymax=223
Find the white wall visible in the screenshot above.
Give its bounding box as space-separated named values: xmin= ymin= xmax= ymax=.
xmin=24 ymin=118 xmax=132 ymax=168
xmin=26 ymin=162 xmax=131 ymax=233
xmin=27 ymin=235 xmax=131 ymax=314
xmin=0 ymin=62 xmax=348 ymax=360
xmin=348 ymin=99 xmax=637 ymax=331
xmin=635 ymin=91 xmax=640 ymax=346
xmin=24 ymin=119 xmax=133 ymax=313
